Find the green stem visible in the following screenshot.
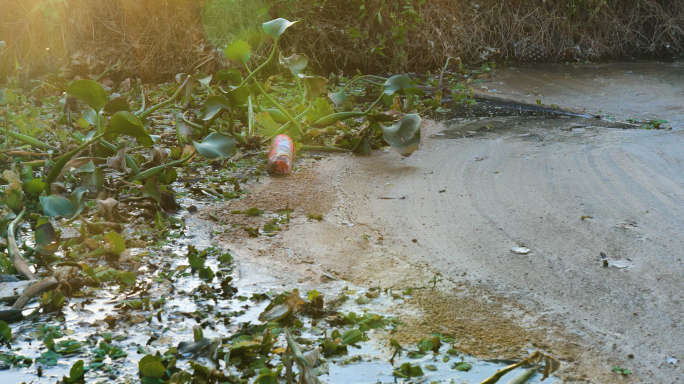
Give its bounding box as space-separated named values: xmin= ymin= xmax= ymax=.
xmin=94 ymin=61 xmax=120 ymax=82
xmin=46 ymin=133 xmax=106 ymax=185
xmin=98 ymin=138 xmax=140 ymax=175
xmin=201 ymin=82 xmax=215 ymax=96
xmin=247 ymin=96 xmax=254 ymax=138
xmin=261 ymin=103 xmax=312 ymax=144
xmin=181 ymin=112 xmax=203 ymax=130
xmin=301 ymin=145 xmax=351 ymax=153
xmin=351 ymin=125 xmax=372 ymax=152
xmin=5 ymin=130 xmax=59 ymax=151
xmin=364 ymin=93 xmax=385 ymax=114
xmin=136 ymin=78 xmax=188 ymax=119
xmin=238 ymin=38 xmax=279 ymax=88
xmin=130 ymin=150 xmax=196 ymax=181
xmin=253 ymin=81 xmax=304 ymax=138
xmin=136 ymin=87 xmax=146 ymax=115
xmin=295 ymin=76 xmax=305 ymax=104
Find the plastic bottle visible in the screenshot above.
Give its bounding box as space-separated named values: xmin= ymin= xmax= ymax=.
xmin=267 ymin=134 xmax=295 ymax=174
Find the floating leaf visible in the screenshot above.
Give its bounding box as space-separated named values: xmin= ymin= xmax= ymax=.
xmin=225 ymin=86 xmax=250 ymax=108
xmin=225 ymin=41 xmax=251 ymax=64
xmin=35 ymin=218 xmax=59 ymax=256
xmin=105 ymin=232 xmax=126 ymax=254
xmin=41 ymin=195 xmax=75 ymax=218
xmin=279 ymin=53 xmax=308 ymax=77
xmin=142 ymin=177 xmax=161 ymax=203
xmin=381 ymin=114 xmax=421 ymax=157
xmin=192 ymin=132 xmax=236 ymax=159
xmin=340 ymin=329 xmax=362 ymax=345
xmin=106 ymin=112 xmax=153 ymax=147
xmin=139 ymin=354 xmax=165 ymax=378
xmin=453 ymin=362 xmax=472 ymax=372
xmin=67 ymin=80 xmax=109 ymax=112
xmin=119 ymin=271 xmax=136 ymax=286
xmin=214 ymin=69 xmax=242 ymax=85
xmin=262 ymin=18 xmax=297 ymax=40
xmin=0 ymin=321 xmax=11 ymax=344
xmin=63 ymin=360 xmax=85 ymax=384
xmin=382 ymin=75 xmax=425 ymax=97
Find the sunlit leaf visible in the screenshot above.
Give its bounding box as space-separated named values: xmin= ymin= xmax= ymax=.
xmin=381 ymin=114 xmax=421 ymax=157
xmin=192 ymin=132 xmax=236 ymax=158
xmin=262 ymin=18 xmax=297 ymax=40
xmin=119 ymin=271 xmax=136 ymax=286
xmin=105 ymin=231 xmax=126 ymax=254
xmin=453 ymin=362 xmax=472 ymax=372
xmin=139 ymin=354 xmax=165 ymax=378
xmin=67 ymin=80 xmax=109 ymax=112
xmin=382 ymin=75 xmax=425 ymax=97
xmin=106 ymin=111 xmax=153 ymax=146
xmin=225 ymin=41 xmax=251 ymax=64
xmin=279 ymin=53 xmax=308 ymax=77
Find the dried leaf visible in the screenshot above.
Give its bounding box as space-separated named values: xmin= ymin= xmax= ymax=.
xmin=96 ymin=198 xmax=119 ymax=222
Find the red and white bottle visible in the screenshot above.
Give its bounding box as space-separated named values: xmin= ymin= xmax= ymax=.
xmin=267 ymin=134 xmax=294 ymax=174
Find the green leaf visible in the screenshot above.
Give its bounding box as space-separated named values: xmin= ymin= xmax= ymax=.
xmin=106 ymin=111 xmax=153 ymax=147
xmin=188 ymin=254 xmax=205 ymax=269
xmin=306 ymin=98 xmax=335 ymax=123
xmin=382 ymin=75 xmax=425 ymax=97
xmin=105 ymin=232 xmax=126 ymax=254
xmin=0 ymin=321 xmax=11 ymax=344
xmin=193 ymin=132 xmax=235 ymax=159
xmin=67 ymin=80 xmax=109 ymax=112
xmin=83 ymin=108 xmax=98 ymax=125
xmin=224 ymin=41 xmax=251 ymax=64
xmin=139 ymin=354 xmax=165 ymax=378
xmin=381 ymin=114 xmax=421 ymax=157
xmin=35 ymin=218 xmax=59 ymax=256
xmin=225 ymin=86 xmax=250 ymax=108
xmin=262 ymin=18 xmax=297 ymax=40
xmin=40 ymin=195 xmax=76 ymax=218
xmin=103 ymin=97 xmax=130 ymax=114
xmin=214 ymin=69 xmax=242 ymax=85
xmin=255 ymin=111 xmax=280 ymax=137
xmin=142 ymin=177 xmax=161 ymax=203
xmin=119 ymin=271 xmax=136 ymax=286
xmin=453 ymin=362 xmax=472 ymax=372
xmin=64 ymin=360 xmax=85 ymax=383
xmin=81 ymin=263 xmax=100 ymax=283
xmin=279 ymin=53 xmax=308 ymax=77
xmin=25 ymin=178 xmax=48 ymax=195
xmin=328 ymin=90 xmax=348 ymax=106
xmin=299 ymin=75 xmax=327 ymax=102
xmin=340 ymin=329 xmax=362 ymax=345
xmin=154 ymin=211 xmax=165 ymax=231
xmin=201 ymin=95 xmax=231 ymax=121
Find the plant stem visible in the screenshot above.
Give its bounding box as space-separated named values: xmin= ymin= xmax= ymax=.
xmin=252 ymin=81 xmax=304 ymax=139
xmin=238 ymin=38 xmax=279 ymax=88
xmin=137 ymin=77 xmax=188 ymax=119
xmin=94 ymin=61 xmax=120 ymax=82
xmin=295 ymin=76 xmax=305 ymax=104
xmin=247 ymin=96 xmax=254 ymax=137
xmin=181 ymin=112 xmax=203 ymax=129
xmin=261 ymin=103 xmax=312 ymax=144
xmin=351 ymin=124 xmax=373 ymax=152
xmin=46 ymin=133 xmax=106 ymax=185
xmin=364 ymin=93 xmax=385 ymax=114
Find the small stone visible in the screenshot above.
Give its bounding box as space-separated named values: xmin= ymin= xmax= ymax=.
xmin=628 ymin=354 xmax=634 ymax=359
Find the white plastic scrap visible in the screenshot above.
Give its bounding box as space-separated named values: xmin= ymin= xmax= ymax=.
xmin=511 ymin=246 xmax=531 ymax=254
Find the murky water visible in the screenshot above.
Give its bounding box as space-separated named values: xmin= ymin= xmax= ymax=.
xmin=431 ymin=100 xmax=639 ymax=141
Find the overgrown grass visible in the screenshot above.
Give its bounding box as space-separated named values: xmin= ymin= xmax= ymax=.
xmin=1 ymin=0 xmax=683 ymax=81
